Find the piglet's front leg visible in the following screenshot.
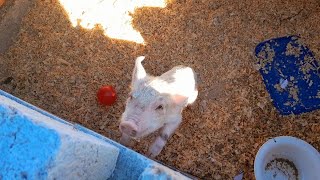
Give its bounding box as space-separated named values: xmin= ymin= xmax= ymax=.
xmin=120 ymin=133 xmax=132 ymax=146
xmin=148 ymin=117 xmax=182 ymax=158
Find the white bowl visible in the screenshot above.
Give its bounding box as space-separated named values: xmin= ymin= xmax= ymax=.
xmin=254 ymin=136 xmax=320 ymax=180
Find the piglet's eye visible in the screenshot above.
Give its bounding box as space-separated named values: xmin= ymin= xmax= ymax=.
xmin=155 ymin=105 xmax=163 ymax=110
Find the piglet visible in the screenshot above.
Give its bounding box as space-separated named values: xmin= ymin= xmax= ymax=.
xmin=119 ymin=56 xmax=198 ymax=157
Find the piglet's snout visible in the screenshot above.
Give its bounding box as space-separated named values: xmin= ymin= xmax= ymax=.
xmin=119 ymin=121 xmax=138 ymax=137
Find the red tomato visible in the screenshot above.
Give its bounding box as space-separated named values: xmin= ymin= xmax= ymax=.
xmin=97 ymin=85 xmax=117 ymax=106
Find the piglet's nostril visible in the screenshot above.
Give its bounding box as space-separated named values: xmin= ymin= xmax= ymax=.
xmin=119 ymin=124 xmax=126 ymax=132
xmin=131 ymin=129 xmax=137 ymax=136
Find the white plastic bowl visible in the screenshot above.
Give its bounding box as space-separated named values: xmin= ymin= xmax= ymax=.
xmin=254 ymin=136 xmax=320 ymax=180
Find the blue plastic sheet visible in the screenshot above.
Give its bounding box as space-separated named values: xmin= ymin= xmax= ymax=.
xmin=255 ymin=35 xmax=320 ymax=115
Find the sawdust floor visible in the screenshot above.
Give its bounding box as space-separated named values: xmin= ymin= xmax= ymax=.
xmin=1 ymin=0 xmax=320 ymax=179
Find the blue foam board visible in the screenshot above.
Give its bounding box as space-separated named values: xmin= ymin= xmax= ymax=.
xmin=0 ymin=90 xmax=152 ymax=180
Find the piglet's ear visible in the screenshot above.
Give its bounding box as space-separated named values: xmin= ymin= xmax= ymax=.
xmin=132 ymin=56 xmax=147 ymax=88
xmin=172 ymin=94 xmax=188 ymax=106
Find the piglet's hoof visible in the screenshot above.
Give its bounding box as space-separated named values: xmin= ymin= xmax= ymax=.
xmin=147 ymin=137 xmax=166 ymax=158
xmin=119 ymin=134 xmax=132 ymax=146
